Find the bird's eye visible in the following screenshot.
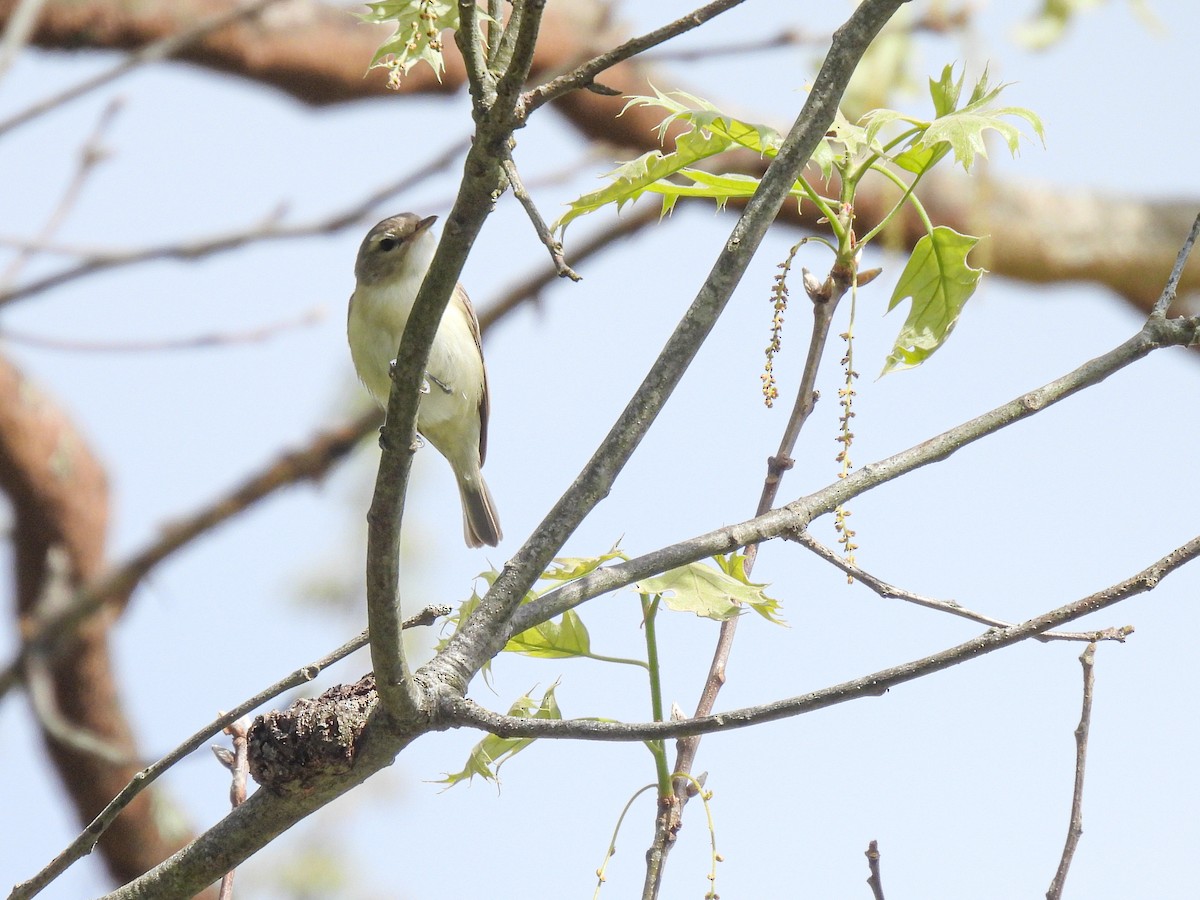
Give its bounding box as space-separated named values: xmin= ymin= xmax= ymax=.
xmin=378 ymin=237 xmax=398 ymax=252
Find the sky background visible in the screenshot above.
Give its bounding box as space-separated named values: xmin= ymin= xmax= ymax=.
xmin=2 ymin=1 xmax=1199 ymax=898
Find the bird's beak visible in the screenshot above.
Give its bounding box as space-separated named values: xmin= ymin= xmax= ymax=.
xmin=417 ymin=215 xmax=438 ymax=233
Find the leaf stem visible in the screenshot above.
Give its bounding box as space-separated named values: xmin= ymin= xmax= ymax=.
xmin=640 ymin=593 xmax=672 ymax=797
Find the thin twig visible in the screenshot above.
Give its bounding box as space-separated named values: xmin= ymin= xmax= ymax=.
xmin=1151 ymin=211 xmax=1200 ymax=317
xmin=661 ymin=254 xmax=849 ymax=888
xmin=0 ymin=137 xmax=470 ymax=308
xmin=500 ymin=153 xmax=581 ymax=281
xmin=524 ymin=0 xmax=751 ymax=114
xmin=0 ymin=409 xmax=382 ymax=705
xmin=642 ymin=28 xmax=821 ymax=63
xmin=478 ymin=204 xmax=660 ymax=332
xmin=0 ymin=97 xmax=121 ymax=290
xmin=0 ymin=306 xmax=324 ymax=353
xmin=0 ymin=0 xmax=286 ymax=139
xmin=1046 ymin=643 xmax=1097 ymax=900
xmin=445 ymin=537 xmax=1198 ymax=743
xmin=795 ymin=532 xmax=1134 ymax=643
xmin=8 ymin=606 xmax=448 ymax=900
xmin=214 ymin=717 xmax=251 ymax=900
xmin=865 ymin=840 xmax=885 ymax=900
xmin=23 ymin=548 xmax=131 ymax=765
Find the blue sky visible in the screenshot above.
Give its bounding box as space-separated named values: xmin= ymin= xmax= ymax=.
xmin=2 ymin=2 xmax=1199 ymax=898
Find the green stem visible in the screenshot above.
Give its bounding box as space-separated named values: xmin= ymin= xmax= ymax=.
xmin=842 ymin=124 xmax=923 ymax=185
xmin=640 ymin=593 xmax=671 ymax=797
xmin=855 ymin=161 xmax=934 ymax=246
xmin=793 ymin=175 xmax=843 ymax=240
xmin=582 ymin=652 xmax=650 ymax=670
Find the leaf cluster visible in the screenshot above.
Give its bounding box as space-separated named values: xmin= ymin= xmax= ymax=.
xmin=555 ymin=66 xmax=1044 ymax=373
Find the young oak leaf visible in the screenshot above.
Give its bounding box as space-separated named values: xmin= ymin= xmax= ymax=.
xmin=554 ymin=89 xmax=785 ymax=232
xmin=882 ymin=226 xmax=984 ymax=375
xmin=436 ymin=683 xmax=564 ymax=788
xmin=863 ymin=64 xmax=1044 ymax=174
xmin=634 ymin=556 xmax=782 ymax=623
xmin=505 ymin=609 xmax=592 ymax=659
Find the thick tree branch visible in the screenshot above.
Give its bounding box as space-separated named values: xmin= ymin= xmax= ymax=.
xmin=363 ymin=0 xmax=550 ymax=719
xmin=0 ymin=352 xmax=201 ymax=889
xmin=9 ymin=606 xmax=446 ymax=900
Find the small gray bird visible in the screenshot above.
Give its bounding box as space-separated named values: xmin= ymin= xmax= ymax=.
xmin=347 ymin=213 xmax=502 ymax=548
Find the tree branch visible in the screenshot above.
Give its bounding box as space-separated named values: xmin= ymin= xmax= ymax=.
xmin=363 ymin=0 xmax=551 ymax=720
xmin=523 ymin=0 xmax=749 ymax=114
xmin=9 ymin=607 xmax=447 ymax=900
xmin=505 ymin=312 xmax=1199 ymax=637
xmin=1046 ymin=642 xmax=1098 ymax=900
xmin=426 ymin=0 xmax=912 ymax=705
xmin=442 ymin=537 xmax=1198 ymax=742
xmin=0 ymin=137 xmax=469 ymax=308
xmin=795 ymin=532 xmax=1134 ymax=642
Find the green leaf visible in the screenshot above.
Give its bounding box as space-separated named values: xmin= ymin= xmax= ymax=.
xmin=623 ymin=87 xmax=784 ymax=157
xmin=436 ymin=683 xmax=563 ymax=788
xmin=713 ymin=553 xmax=786 ymax=624
xmin=634 ymin=557 xmax=780 ymax=622
xmin=643 ymin=169 xmax=762 ymax=210
xmin=442 ymin=547 xmax=629 ymax=666
xmin=358 ymin=0 xmax=461 ymax=83
xmin=541 ymin=545 xmax=628 ymax=582
xmin=554 ymin=89 xmax=784 ymax=232
xmin=920 ymin=67 xmax=1045 ymax=170
xmin=506 ymin=609 xmax=592 ymax=659
xmin=862 ymin=65 xmax=1045 ymax=174
xmin=882 ymin=226 xmax=985 ymax=375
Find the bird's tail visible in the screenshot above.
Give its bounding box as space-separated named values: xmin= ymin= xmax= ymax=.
xmin=458 ymin=472 xmax=502 ymax=548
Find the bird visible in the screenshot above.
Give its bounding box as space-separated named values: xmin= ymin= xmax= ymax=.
xmin=347 ymin=212 xmax=501 ymax=548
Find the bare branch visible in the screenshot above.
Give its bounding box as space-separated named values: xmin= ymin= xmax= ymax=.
xmin=214 ymin=717 xmax=250 ymax=900
xmin=363 ymin=0 xmax=554 ymax=720
xmin=1151 ymin=210 xmax=1200 ymax=317
xmin=1046 ymin=643 xmax=1098 ymax=900
xmin=0 ymin=0 xmax=286 ymax=138
xmin=0 ymin=306 xmax=323 ymax=353
xmin=477 ymin=204 xmax=660 ymax=332
xmin=0 ymin=137 xmax=469 ymax=308
xmin=656 ymin=238 xmax=856 ymax=892
xmin=795 ymin=532 xmax=1134 ymax=643
xmin=865 ymin=840 xmax=886 ymax=900
xmin=443 ymin=537 xmax=1199 ymax=743
xmin=0 ymin=96 xmax=120 ymax=290
xmin=500 ymin=152 xmax=580 ymax=281
xmin=524 ymin=0 xmax=750 ymax=114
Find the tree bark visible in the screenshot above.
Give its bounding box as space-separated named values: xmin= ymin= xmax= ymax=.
xmin=0 ymin=353 xmax=206 ymax=890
